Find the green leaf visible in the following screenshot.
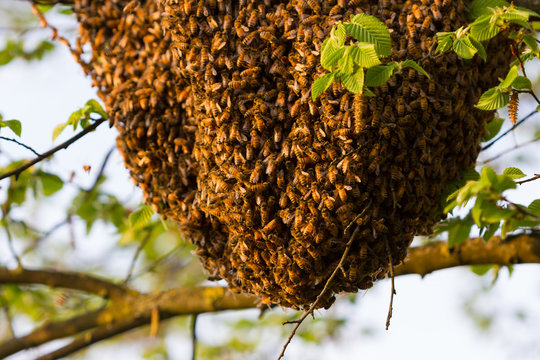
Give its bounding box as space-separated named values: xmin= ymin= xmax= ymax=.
xmin=321 ymin=38 xmax=345 ymax=71
xmin=129 ymin=205 xmax=155 ymax=229
xmin=312 ymin=72 xmax=336 ymax=100
xmin=483 ymin=222 xmax=500 ymax=241
xmin=475 ymin=88 xmax=509 ymax=110
xmin=448 ymin=221 xmax=472 ymax=246
xmin=503 ymin=167 xmax=526 ymax=179
xmin=349 ymin=43 xmax=381 ymax=68
xmin=333 ymin=23 xmax=346 ymax=47
xmin=522 ymin=34 xmax=540 ymax=57
xmin=400 ymin=59 xmax=430 ymax=79
xmin=483 ymin=117 xmax=504 ymax=141
xmin=345 ymin=14 xmax=392 ymax=57
xmin=37 ymin=171 xmax=64 ymax=196
xmin=435 ymin=32 xmax=455 ymax=53
xmin=528 ymin=199 xmax=540 ymax=216
xmin=365 ymin=64 xmax=395 ymax=87
xmin=338 ymin=47 xmax=355 ymax=74
xmin=52 ymin=123 xmax=68 ymax=141
xmin=0 ymin=119 xmax=22 ymax=136
xmin=453 ymin=37 xmax=478 ymax=59
xmin=468 ymin=0 xmax=509 ymax=20
xmin=511 ymin=76 xmax=532 ymax=90
xmin=85 ymin=99 xmax=108 ymax=120
xmin=468 ymin=36 xmax=487 ymax=61
xmin=470 ymin=264 xmax=493 ymax=275
xmin=470 ymin=15 xmax=501 ymax=41
xmin=499 ymin=66 xmax=519 ymax=90
xmin=340 ymin=68 xmax=365 ymax=94
xmin=68 ymin=109 xmax=83 ymax=130
xmin=363 ymin=87 xmax=376 ymax=97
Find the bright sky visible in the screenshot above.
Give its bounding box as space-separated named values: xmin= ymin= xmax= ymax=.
xmin=1 ymin=3 xmax=540 ymax=360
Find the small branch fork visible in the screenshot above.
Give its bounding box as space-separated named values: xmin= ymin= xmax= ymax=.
xmin=0 ymin=118 xmax=107 ymax=181
xmin=1 ymin=235 xmax=540 ymax=359
xmin=482 ymin=110 xmax=537 ymax=151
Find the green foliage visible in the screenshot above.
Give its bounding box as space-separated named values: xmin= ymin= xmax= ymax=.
xmin=483 ymin=117 xmax=504 ymax=141
xmin=0 ymin=114 xmax=22 ymax=137
xmin=436 ymin=1 xmax=540 ymax=112
xmin=0 ymin=39 xmax=54 ymax=66
xmin=53 ymin=100 xmax=108 ymax=141
xmin=438 ymin=166 xmax=540 ymax=243
xmin=312 ymin=14 xmax=428 ymax=100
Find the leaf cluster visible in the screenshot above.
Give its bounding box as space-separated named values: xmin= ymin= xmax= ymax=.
xmin=0 ymin=39 xmax=54 ymax=66
xmin=311 ymin=14 xmax=428 ymax=100
xmin=53 ymin=99 xmax=108 ymax=141
xmin=435 ymin=0 xmax=539 ymax=111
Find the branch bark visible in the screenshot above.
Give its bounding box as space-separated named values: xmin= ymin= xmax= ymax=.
xmin=1 ymin=234 xmax=539 ymax=359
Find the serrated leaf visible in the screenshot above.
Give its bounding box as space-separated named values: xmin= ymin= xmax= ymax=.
xmin=349 ymin=43 xmax=381 ymax=68
xmin=522 ymin=34 xmax=540 ymax=57
xmin=334 ymin=23 xmax=346 ymax=47
xmin=470 ymin=15 xmax=501 ymax=41
xmin=483 ymin=117 xmax=504 ymax=141
xmin=528 ymin=199 xmax=540 ymax=216
xmin=500 ymin=9 xmax=530 ymax=23
xmin=0 ymin=119 xmax=22 ymax=136
xmin=468 ymin=0 xmax=509 ymax=20
xmin=338 ymin=47 xmax=354 ymax=74
xmin=499 ymin=66 xmax=519 ymax=89
xmin=468 ymin=35 xmax=487 ymax=61
xmin=503 ymin=167 xmax=526 ymax=179
xmin=321 ymin=38 xmax=345 ymax=71
xmin=511 ymin=76 xmax=532 ymax=90
xmin=37 ymin=171 xmax=64 ymax=196
xmin=365 ymin=64 xmax=395 ymax=87
xmin=475 ymin=88 xmax=509 ymax=110
xmin=129 ymin=205 xmax=155 ymax=229
xmin=435 ymin=32 xmax=455 ymax=53
xmin=514 ymin=6 xmax=540 ymax=18
xmin=312 ymin=72 xmax=336 ymax=100
xmin=340 ymin=68 xmax=365 ymax=94
xmin=363 ymin=87 xmax=376 ymax=97
xmin=453 ymin=37 xmax=478 ymax=59
xmin=344 ymin=14 xmax=391 ymax=57
xmin=400 ymin=59 xmax=430 ymax=79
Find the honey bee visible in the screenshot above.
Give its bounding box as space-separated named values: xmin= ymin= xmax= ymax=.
xmin=196 ymin=0 xmax=208 ymax=17
xmin=189 ymin=15 xmax=198 ymax=35
xmin=247 ymin=9 xmax=259 ymax=28
xmin=422 ymin=15 xmax=432 ymax=31
xmin=259 ymin=30 xmax=277 ymax=43
xmin=430 ymin=3 xmax=442 ymax=20
xmin=419 ymin=97 xmax=428 ymax=111
xmin=329 ymin=4 xmax=341 ymax=16
xmin=183 ymin=0 xmax=193 ymax=15
xmin=411 ymin=4 xmax=423 ymax=20
xmin=223 ymin=14 xmax=232 ymax=31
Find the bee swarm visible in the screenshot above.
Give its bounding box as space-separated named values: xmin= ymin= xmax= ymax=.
xmin=73 ymin=0 xmax=512 ymax=309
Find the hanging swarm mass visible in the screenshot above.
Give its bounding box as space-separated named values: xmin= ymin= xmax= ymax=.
xmin=73 ymin=0 xmax=513 ymax=308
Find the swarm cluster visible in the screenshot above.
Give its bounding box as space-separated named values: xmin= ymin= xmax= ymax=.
xmin=73 ymin=0 xmax=512 ymax=308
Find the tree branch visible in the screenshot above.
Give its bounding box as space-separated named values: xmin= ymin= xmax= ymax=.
xmin=395 ymin=234 xmax=540 ymax=277
xmin=0 ymin=267 xmax=132 ymax=300
xmin=0 ymin=118 xmax=106 ymax=181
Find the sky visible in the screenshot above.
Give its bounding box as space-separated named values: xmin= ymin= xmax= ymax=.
xmin=1 ymin=2 xmax=540 ymax=360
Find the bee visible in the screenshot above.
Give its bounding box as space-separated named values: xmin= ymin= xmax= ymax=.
xmin=223 ymin=14 xmax=232 ymax=32
xmin=54 ymin=293 xmax=69 ymax=307
xmin=396 ymin=97 xmax=405 ymax=116
xmin=189 ymin=15 xmax=198 ymax=35
xmin=336 ymin=184 xmax=348 ymax=202
xmin=235 ymin=24 xmax=249 ymax=38
xmin=329 ymin=4 xmax=341 ymax=16
xmin=242 ymin=31 xmax=258 ymax=46
xmin=325 ymin=147 xmax=338 ymax=161
xmin=430 ymin=3 xmax=442 ymax=20
xmin=407 ymin=19 xmax=417 ymax=39
xmin=422 ymin=15 xmax=432 ymax=31
xmin=247 ymin=9 xmax=258 ymax=28
xmin=324 ymin=194 xmax=335 ymax=210
xmin=336 ymin=203 xmax=353 ymax=217
xmin=401 ymin=80 xmax=410 ymax=98
xmin=183 ymin=0 xmax=192 ymax=15
xmin=412 ymin=4 xmax=423 ymax=20
xmin=420 ymin=96 xmax=428 ymax=111
xmin=196 ymin=0 xmax=207 ymax=17
xmin=259 ymin=30 xmax=277 ymax=43
xmin=276 ymin=90 xmax=286 ymax=107
xmin=348 ymin=265 xmax=358 ymax=282
xmin=371 ymin=110 xmax=381 ymax=128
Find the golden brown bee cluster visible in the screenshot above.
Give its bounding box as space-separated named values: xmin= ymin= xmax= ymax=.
xmin=73 ymin=0 xmax=512 ymax=309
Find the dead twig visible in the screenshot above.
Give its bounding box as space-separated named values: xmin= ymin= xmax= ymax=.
xmin=384 ymin=237 xmax=396 ymax=330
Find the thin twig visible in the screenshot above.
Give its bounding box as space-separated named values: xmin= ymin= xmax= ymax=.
xmin=481 ymin=135 xmax=540 ymax=164
xmin=502 ymin=196 xmax=540 ymax=221
xmin=482 ymin=110 xmax=537 ymax=151
xmin=0 ymin=291 xmax=15 ymax=338
xmin=0 ymin=137 xmax=41 ymax=156
xmin=277 ymin=226 xmax=361 ymax=360
xmin=383 ymin=237 xmax=396 ymax=331
xmin=2 ymin=216 xmax=22 ymax=268
xmin=123 ymin=231 xmax=153 ymax=284
xmin=129 ymin=243 xmax=184 ymax=280
xmin=87 ymin=146 xmax=115 ymax=193
xmin=0 ymin=118 xmax=106 ymax=181
xmin=191 ymin=314 xmax=198 ymax=360
xmin=516 ymin=174 xmax=540 ymax=185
